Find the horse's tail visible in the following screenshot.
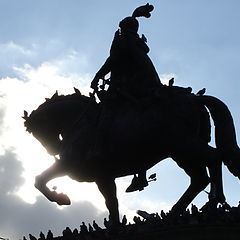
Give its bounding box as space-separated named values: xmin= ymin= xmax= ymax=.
xmin=198 ymin=95 xmax=240 ymax=179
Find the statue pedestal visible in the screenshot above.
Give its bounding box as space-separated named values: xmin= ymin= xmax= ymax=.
xmin=116 ymin=224 xmax=240 ymax=240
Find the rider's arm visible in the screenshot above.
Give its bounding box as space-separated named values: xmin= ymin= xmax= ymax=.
xmin=91 ymin=30 xmax=121 ymax=90
xmin=91 ymin=57 xmax=112 ymax=90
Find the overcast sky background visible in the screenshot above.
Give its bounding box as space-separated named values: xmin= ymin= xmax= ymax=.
xmin=0 ymin=0 xmax=240 ymax=239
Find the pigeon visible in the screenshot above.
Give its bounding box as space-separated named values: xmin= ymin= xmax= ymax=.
xmin=169 ymin=78 xmax=174 ymax=87
xmin=104 ymin=218 xmax=109 ymax=228
xmin=29 ymin=234 xmax=37 ymax=240
xmin=39 ymin=232 xmax=45 ymax=240
xmin=122 ymin=215 xmax=127 ymax=226
xmin=133 ymin=216 xmax=141 ymax=224
xmin=72 ymin=229 xmax=79 ymax=237
xmin=46 ymin=230 xmax=53 ymax=240
xmin=160 ymin=210 xmax=166 ymax=219
xmin=196 ymin=88 xmax=206 ymax=96
xmin=191 ymin=204 xmax=199 ymax=215
xmin=88 ymin=224 xmax=94 ymax=232
xmin=93 ymin=220 xmax=102 ymax=231
xmin=74 ymin=87 xmax=81 ymax=95
xmin=137 ymin=210 xmax=155 ymax=220
xmin=80 ymin=222 xmax=88 ymax=233
xmin=149 ymin=173 xmax=156 ymax=180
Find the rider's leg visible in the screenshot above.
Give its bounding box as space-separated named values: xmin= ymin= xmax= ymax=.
xmin=125 ymin=170 xmax=148 ymax=192
xmin=138 ymin=170 xmax=148 ymax=190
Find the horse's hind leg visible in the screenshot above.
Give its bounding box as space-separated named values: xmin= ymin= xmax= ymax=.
xmin=171 ymin=140 xmax=226 ymax=215
xmin=171 ymin=141 xmax=223 ymax=215
xmin=35 ymin=160 xmax=70 ymax=205
xmin=96 ymin=178 xmax=120 ymax=224
xmin=205 ymin=148 xmax=225 ymax=205
xmin=171 ymin=161 xmax=210 ymax=215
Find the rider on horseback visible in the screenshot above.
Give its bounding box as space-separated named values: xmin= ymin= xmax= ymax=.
xmin=91 ymin=4 xmax=162 ymax=99
xmin=91 ymin=4 xmax=161 ymax=192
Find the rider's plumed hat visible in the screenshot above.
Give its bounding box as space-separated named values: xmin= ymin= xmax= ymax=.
xmin=119 ymin=3 xmax=154 ymax=33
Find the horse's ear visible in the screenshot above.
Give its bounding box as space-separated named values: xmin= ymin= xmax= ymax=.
xmin=74 ymin=87 xmax=81 ymax=95
xmin=51 ymin=91 xmax=58 ymax=99
xmin=22 ymin=110 xmax=28 ymax=120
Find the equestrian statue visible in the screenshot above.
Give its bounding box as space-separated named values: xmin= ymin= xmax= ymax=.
xmin=23 ymin=4 xmax=240 ymax=224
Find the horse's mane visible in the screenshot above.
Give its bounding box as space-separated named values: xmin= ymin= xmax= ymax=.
xmin=24 ymin=89 xmax=94 ymax=133
xmin=36 ymin=90 xmax=92 ymax=112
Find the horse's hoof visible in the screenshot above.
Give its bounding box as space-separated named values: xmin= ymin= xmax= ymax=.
xmin=201 ymin=199 xmax=218 ymax=212
xmin=34 ymin=175 xmax=43 ymax=190
xmin=56 ymin=193 xmax=71 ymax=205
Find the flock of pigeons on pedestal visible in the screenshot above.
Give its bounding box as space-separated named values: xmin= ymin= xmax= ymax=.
xmin=24 ymin=202 xmax=240 ymax=240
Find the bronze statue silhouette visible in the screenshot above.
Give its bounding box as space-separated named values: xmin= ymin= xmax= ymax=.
xmin=23 ymin=4 xmax=240 ymax=224
xmin=23 ymin=88 xmax=240 ymax=223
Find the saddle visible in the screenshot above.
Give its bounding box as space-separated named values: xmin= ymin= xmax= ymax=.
xmin=95 ymin=84 xmax=211 ymax=144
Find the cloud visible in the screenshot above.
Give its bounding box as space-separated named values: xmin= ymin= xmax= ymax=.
xmin=0 ymin=42 xmax=42 ymax=79
xmin=0 ymin=150 xmax=25 ymax=194
xmin=0 ymin=108 xmax=5 ymax=136
xmin=0 ymin=41 xmax=94 ymax=81
xmin=0 ymin=195 xmax=107 ymax=240
xmin=0 ymin=61 xmax=92 ymax=198
xmin=0 ymin=193 xmax=108 ymax=240
xmin=0 ymin=149 xmax=108 ymax=240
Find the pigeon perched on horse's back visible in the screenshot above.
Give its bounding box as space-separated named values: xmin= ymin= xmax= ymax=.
xmin=196 ymin=88 xmax=206 ymax=96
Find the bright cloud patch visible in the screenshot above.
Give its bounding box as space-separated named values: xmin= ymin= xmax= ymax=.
xmin=0 ymin=61 xmax=92 ymax=199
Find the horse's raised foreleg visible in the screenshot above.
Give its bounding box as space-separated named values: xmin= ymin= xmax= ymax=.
xmin=35 ymin=160 xmax=71 ymax=205
xmin=96 ymin=178 xmax=120 ymax=224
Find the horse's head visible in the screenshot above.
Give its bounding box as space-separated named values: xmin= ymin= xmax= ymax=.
xmin=23 ymin=89 xmax=95 ymax=156
xmin=23 ymin=108 xmax=61 ymax=156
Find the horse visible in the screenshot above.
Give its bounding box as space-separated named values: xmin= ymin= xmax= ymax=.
xmin=23 ymin=87 xmax=240 ymax=223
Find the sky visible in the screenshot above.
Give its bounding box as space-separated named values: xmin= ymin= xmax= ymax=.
xmin=0 ymin=0 xmax=240 ymax=239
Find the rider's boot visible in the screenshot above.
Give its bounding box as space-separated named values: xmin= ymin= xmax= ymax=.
xmin=125 ymin=173 xmax=148 ymax=192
